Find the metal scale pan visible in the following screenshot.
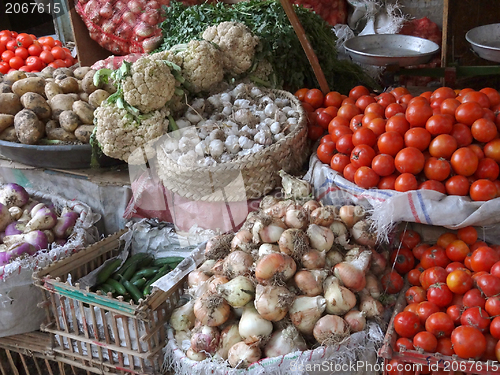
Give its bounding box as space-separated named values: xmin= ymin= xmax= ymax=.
xmin=466 ymin=23 xmax=500 ymax=63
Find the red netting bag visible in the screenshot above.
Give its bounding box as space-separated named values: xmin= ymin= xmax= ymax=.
xmin=75 ymin=0 xmax=204 ymax=56
xmin=291 ymin=0 xmax=347 ymax=26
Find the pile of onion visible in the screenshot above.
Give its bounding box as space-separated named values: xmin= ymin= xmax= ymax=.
xmin=169 ymin=190 xmax=387 ymax=368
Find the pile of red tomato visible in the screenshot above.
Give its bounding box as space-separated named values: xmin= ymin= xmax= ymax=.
xmin=296 ymin=85 xmax=500 ymax=202
xmin=385 ymin=226 xmax=500 ymax=370
xmin=0 ymin=30 xmax=76 ymax=74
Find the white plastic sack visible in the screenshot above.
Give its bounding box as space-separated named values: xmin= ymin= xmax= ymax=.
xmin=0 ymin=187 xmax=99 ymax=337
xmin=304 ymin=155 xmax=500 ymax=242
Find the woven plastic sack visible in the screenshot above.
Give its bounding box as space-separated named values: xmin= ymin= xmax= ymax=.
xmin=304 ymin=154 xmax=500 ymax=241
xmin=75 ymin=0 xmax=203 ymax=55
xmin=0 ymin=187 xmax=99 ymax=337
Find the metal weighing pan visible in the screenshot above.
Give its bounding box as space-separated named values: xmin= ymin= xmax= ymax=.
xmin=466 ymin=23 xmax=500 ymax=63
xmin=0 ymin=140 xmax=123 ymax=169
xmin=344 ymin=34 xmax=440 ymax=67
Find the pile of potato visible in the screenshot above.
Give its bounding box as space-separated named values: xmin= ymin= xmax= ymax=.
xmin=0 ymin=67 xmax=114 ymax=145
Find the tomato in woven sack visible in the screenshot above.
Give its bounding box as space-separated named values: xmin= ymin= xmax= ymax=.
xmin=381 ymin=270 xmax=404 ymax=294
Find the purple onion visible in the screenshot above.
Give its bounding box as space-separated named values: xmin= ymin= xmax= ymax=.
xmin=53 ymin=211 xmax=79 ymax=239
xmin=0 ymin=183 xmax=30 ymax=208
xmin=5 ymin=221 xmax=26 ymax=236
xmin=24 ymin=207 xmax=57 ymax=232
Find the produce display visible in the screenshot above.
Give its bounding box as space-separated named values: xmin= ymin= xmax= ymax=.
xmin=388 ymin=226 xmax=500 ymax=365
xmin=300 ymin=85 xmax=500 ymax=201
xmin=0 ymin=31 xmax=75 ymax=74
xmin=94 ymin=253 xmax=184 ymax=304
xmin=167 ymin=176 xmax=389 ymax=368
xmin=0 ymin=66 xmax=114 ymax=145
xmin=0 ymin=183 xmax=79 ymax=265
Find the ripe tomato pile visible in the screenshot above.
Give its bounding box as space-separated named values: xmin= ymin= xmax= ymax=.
xmin=296 ymin=85 xmax=500 ymax=201
xmin=0 ymin=30 xmax=75 ymax=74
xmin=387 ymin=226 xmax=500 ymax=365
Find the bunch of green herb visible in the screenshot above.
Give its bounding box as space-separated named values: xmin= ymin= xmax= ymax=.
xmin=157 ymin=0 xmax=378 ymax=93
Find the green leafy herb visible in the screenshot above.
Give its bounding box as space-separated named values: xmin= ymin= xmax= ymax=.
xmin=157 ymin=0 xmax=379 ymax=93
xmin=89 ymin=126 xmax=103 ymax=169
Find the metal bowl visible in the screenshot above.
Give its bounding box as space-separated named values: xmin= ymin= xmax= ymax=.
xmin=344 ymin=34 xmax=440 ymax=67
xmin=0 ymin=141 xmax=123 ymax=169
xmin=466 ymin=23 xmax=500 ymax=63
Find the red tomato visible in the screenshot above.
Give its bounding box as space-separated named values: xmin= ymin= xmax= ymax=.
xmin=390 ymin=86 xmax=411 ymax=101
xmin=457 ymin=226 xmax=477 ymax=245
xmin=462 ymin=90 xmax=490 ymax=108
xmin=386 ymin=359 xmax=415 ymax=375
xmin=51 ymin=46 xmax=66 ymax=60
xmin=394 ymin=147 xmax=425 ymax=175
xmin=0 ymin=62 xmax=9 ymax=74
xmin=445 ymin=240 xmax=470 ymax=263
xmin=352 ymin=127 xmax=376 ymax=147
xmin=316 ymin=142 xmax=335 ymax=164
xmin=330 ymin=153 xmax=350 ymax=174
xmin=446 ymin=268 xmax=473 ymax=294
xmin=450 ymin=147 xmax=479 ymax=176
xmin=355 ymin=94 xmax=375 ymax=112
xmin=323 ymin=91 xmax=342 ymax=107
xmin=365 ymin=117 xmax=386 ymax=137
xmin=304 ymin=89 xmax=324 ymax=108
xmin=413 ymin=331 xmax=438 ymax=352
xmin=463 ymin=288 xmax=486 ymax=309
xmin=461 ymin=306 xmax=490 ymax=332
xmin=1 ymin=49 xmax=14 ymax=61
xmin=8 ymin=56 xmax=23 ymax=69
xmin=381 ymin=270 xmax=404 ymax=294
xmin=406 ymin=100 xmax=433 ymax=128
xmin=350 ymin=144 xmax=376 ymax=168
xmin=39 ymin=50 xmax=54 ymax=64
xmin=445 ymin=175 xmax=470 ymax=196
xmin=15 ymin=33 xmax=33 ymax=48
xmin=385 ymin=113 xmax=410 ymax=135
xmin=404 ymin=127 xmax=431 ymax=151
xmin=405 ymin=286 xmax=426 ymax=304
xmin=486 ymin=296 xmax=500 ymax=316
xmin=320 ymin=134 xmax=335 ymax=146
xmin=471 ymin=118 xmax=498 ymax=143
xmin=394 ymin=173 xmax=418 ymax=192
xmin=491 ymin=261 xmax=500 ymax=278
xmin=451 ymin=325 xmax=486 ymax=359
xmin=455 ymin=101 xmax=484 ymax=126
xmin=394 ymin=311 xmax=422 ymax=338
xmin=27 ymin=42 xmax=42 ymax=57
xmin=481 ymin=333 xmax=498 ymax=362
xmin=5 ymin=39 xmax=17 ymax=51
xmin=316 ymin=111 xmax=333 ymax=130
xmin=449 ymin=123 xmax=473 ymax=147
xmin=408 ymin=268 xmax=422 ymax=286
xmin=427 ymin=283 xmax=453 ymax=307
xmin=484 ymin=139 xmax=500 ymax=163
xmin=348 ymin=85 xmax=370 ymax=101
xmin=377 ymin=174 xmax=397 ymax=190
xmin=337 ymin=103 xmax=361 ymax=121
xmin=354 ymin=166 xmax=379 ymax=188
xmin=335 ymin=135 xmax=354 ymax=155
xmin=475 ymin=273 xmax=500 ymax=297
xmin=437 ymin=232 xmax=458 ymax=249
xmin=423 ymin=157 xmax=451 ymax=181
xmin=364 ymin=102 xmax=385 ymax=117
xmin=436 ymin=337 xmax=455 ymax=357
xmin=385 ymin=103 xmax=406 ymax=119
xmin=323 ymin=106 xmax=338 ymax=118
xmin=390 ymin=247 xmax=416 ymax=274
xmin=377 ymin=131 xmax=404 ymax=157
xmin=14 ymin=47 xmax=28 ymax=60
xmin=51 ymin=59 xmax=67 ymax=68
xmin=474 ymin=158 xmax=499 ymax=181
xmin=375 ymin=92 xmax=396 ymax=108
xmin=470 ymin=179 xmax=497 ymax=201
xmin=349 ymin=114 xmax=363 ymax=132
xmin=428 ymin=134 xmax=458 ymax=159
xmin=413 ymin=243 xmax=431 ymax=260
xmin=395 ymin=337 xmax=414 ymax=352
xmin=425 ymin=114 xmax=454 ymax=136
xmin=416 ymin=301 xmax=440 ymax=324
xmin=405 ymin=302 xmax=420 ymax=314
xmin=420 ymin=246 xmax=450 ymax=270
xmin=328 ymin=122 xmax=351 ymax=142
xmin=446 ymin=304 xmax=463 ymax=326
xmin=295 ymin=88 xmax=308 ymax=101
xmin=342 ymin=163 xmax=357 ymax=182
xmin=307 ymin=124 xmax=323 ymax=141
xmin=398 ymin=229 xmax=421 ymax=249
xmin=371 ymin=154 xmax=395 ymax=177
xmin=425 ymin=311 xmax=455 ymax=338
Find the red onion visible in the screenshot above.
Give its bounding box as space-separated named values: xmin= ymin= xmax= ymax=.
xmin=0 ymin=183 xmax=29 ymax=208
xmin=99 ymin=4 xmax=113 ymax=18
xmin=134 ymin=22 xmax=154 ymax=38
xmin=190 ymin=325 xmax=220 ymax=354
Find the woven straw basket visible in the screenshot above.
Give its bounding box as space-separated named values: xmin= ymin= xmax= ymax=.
xmin=156 ymin=89 xmax=308 ymax=202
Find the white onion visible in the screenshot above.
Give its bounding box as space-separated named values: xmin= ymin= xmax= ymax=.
xmin=284 ymin=207 xmax=309 ymax=230
xmin=231 ymin=229 xmax=253 ymax=252
xmin=301 ymin=249 xmax=326 ymax=270
xmin=310 ymin=206 xmax=336 ymax=227
xmin=188 ymin=270 xmax=210 ymax=288
xmin=252 ymin=216 xmax=286 ymax=244
xmin=207 ymin=275 xmax=229 ymax=294
xmin=344 ymin=309 xmax=366 ymax=332
xmin=313 ymin=315 xmax=349 ymax=344
xmin=204 ymin=233 xmax=233 ymax=260
xmin=306 ymin=224 xmax=334 ymax=251
xmin=289 ymin=295 xmax=326 ymax=336
xmin=186 ymin=347 xmax=206 ymax=361
xmin=359 ymin=293 xmax=384 ymax=319
xmin=365 ymin=273 xmax=382 ymax=299
xmin=193 ymin=293 xmax=231 ymax=327
xmin=258 ymin=243 xmax=279 ymax=257
xmin=238 ymin=302 xmax=273 ymax=342
xmin=339 ymin=205 xmax=365 ymax=228
xmin=223 ymin=250 xmax=254 ymax=278
xmin=190 ymin=325 xmax=220 ymax=354
xmin=263 ymin=200 xmax=295 ymax=220
xmin=350 ymin=219 xmax=377 ymax=247
xmin=330 ymin=220 xmax=350 ymax=247
xmin=254 ymin=252 xmax=296 ymax=284
xmin=228 ymin=341 xmax=261 ymax=368
xmin=325 ymin=249 xmax=344 ymax=268
xmin=333 ymin=248 xmax=372 ymax=292
xmin=217 ymin=276 xmax=255 ymax=308
xmin=254 ymin=284 xmax=295 ymax=321
xmin=302 ymin=200 xmax=321 ymax=215
xmin=216 ymin=324 xmax=243 ymax=360
xmin=198 ymin=259 xmax=216 ymax=275
xmin=259 ymin=195 xmax=281 ymax=210
xmin=264 ymin=326 xmax=308 ymax=358
xmin=294 ymin=269 xmax=327 ymax=297
xmin=323 ymin=276 xmax=357 ymax=315
xmin=278 ymin=228 xmax=310 ymax=259
xmin=169 ymin=300 xmax=196 ymax=332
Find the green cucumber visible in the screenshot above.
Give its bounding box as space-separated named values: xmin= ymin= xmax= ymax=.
xmin=106 ymin=278 xmax=127 ymax=296
xmin=133 ymin=267 xmax=159 ymax=279
xmin=136 ymin=254 xmax=154 ymax=269
xmin=152 ymin=256 xmax=184 ymax=268
xmin=96 ymin=258 xmax=122 ymax=285
xmin=112 ymin=253 xmax=150 ymax=280
xmin=142 ymin=265 xmax=171 ymax=297
xmin=97 ymin=283 xmax=115 ymax=294
xmin=121 ymin=263 xmax=137 ymax=281
xmin=132 ymin=277 xmax=147 ymax=289
xmin=122 ymin=279 xmax=142 ymax=303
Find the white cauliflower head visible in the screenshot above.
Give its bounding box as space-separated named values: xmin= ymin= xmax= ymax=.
xmin=122 ymin=56 xmax=176 ymax=113
xmin=178 ymin=39 xmax=224 ymax=93
xmin=202 ymin=21 xmax=260 ymax=76
xmin=94 ymin=102 xmax=170 ymax=164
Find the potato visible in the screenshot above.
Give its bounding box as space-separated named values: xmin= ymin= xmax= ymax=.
xmin=14 ymin=109 xmax=45 ymax=145
xmin=4 ymin=71 xmax=27 ymax=84
xmin=0 ymin=126 xmax=19 ymax=142
xmin=45 ymin=81 xmax=63 ymax=101
xmin=72 ymin=100 xmax=95 ymax=124
xmin=81 ymin=69 xmax=101 ymax=94
xmin=0 ymin=83 xmax=12 ymax=93
xmin=103 ymin=83 xmax=117 ymax=94
xmin=79 ymin=92 xmax=89 ymax=102
xmin=0 ymin=93 xmax=22 ymax=115
xmin=0 ymin=114 xmax=14 ymax=132
xmin=40 ymin=66 xmax=55 ymax=79
xmin=73 ymin=67 xmax=91 ymax=80
xmin=57 ymin=77 xmax=79 ymax=94
xmin=59 ymin=110 xmax=81 ymax=132
xmin=49 ymin=94 xmax=75 ymax=120
xmin=45 ymin=119 xmax=58 ymax=132
xmin=12 ymin=77 xmax=46 ymax=97
xmin=53 ymin=68 xmax=73 ymax=78
xmin=47 ymin=127 xmax=77 ymax=142
xmin=20 ymin=92 xmax=51 ymax=120
xmin=74 ymin=125 xmax=94 ymax=143
xmin=25 ymin=72 xmax=39 ymax=78
xmin=67 ymin=93 xmax=80 ymax=101
xmin=88 ymin=89 xmax=110 ymax=108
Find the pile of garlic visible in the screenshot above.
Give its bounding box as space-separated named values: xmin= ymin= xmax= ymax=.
xmin=159 ymin=83 xmax=302 ymax=167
